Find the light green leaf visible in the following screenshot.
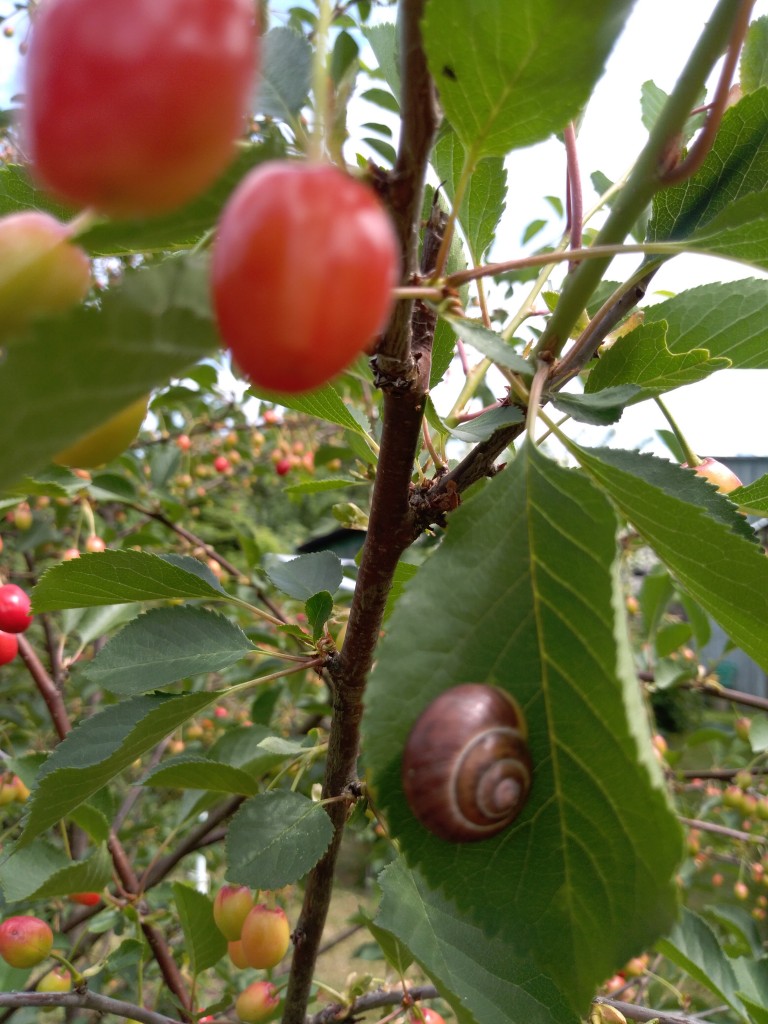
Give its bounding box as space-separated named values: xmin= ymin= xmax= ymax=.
xmin=0 ymin=842 xmax=112 ymax=903
xmin=432 ymin=130 xmax=506 ymax=261
xmin=444 ymin=317 xmax=533 ymax=375
xmin=266 ymin=552 xmax=343 ymax=601
xmin=85 ymin=606 xmax=255 ymax=694
xmin=15 ymin=692 xmax=216 ymax=849
xmin=363 ymin=24 xmax=400 ymax=103
xmin=656 ymin=908 xmax=742 ymax=1012
xmin=251 ymin=381 xmax=370 ymax=435
xmin=730 ymin=474 xmax=768 ymax=515
xmin=364 ymin=443 xmax=682 ymax=1014
xmin=32 ymin=551 xmax=225 ymax=613
xmin=0 ymin=257 xmax=218 ymax=493
xmin=284 ymin=477 xmax=365 ymax=496
xmin=686 ymin=190 xmax=768 ymax=271
xmin=172 ymin=883 xmax=227 ymax=977
xmin=732 ymin=957 xmax=768 ymax=1024
xmin=585 ymin=320 xmax=730 ymax=396
xmin=377 ymin=860 xmax=578 ymax=1024
xmin=550 ymin=384 xmax=641 ymax=425
xmin=257 ymin=27 xmax=312 ymax=120
xmin=641 ymin=278 xmax=768 ymax=369
xmin=422 ymin=0 xmax=635 ymax=160
xmin=64 ymin=604 xmax=141 ymax=647
xmin=142 ymin=755 xmax=258 ymax=795
xmin=741 ymin=15 xmax=768 ymax=93
xmin=572 ymin=447 xmax=768 ymax=669
xmin=640 ymin=80 xmax=705 ymax=140
xmin=449 ymin=405 xmax=525 ymax=443
xmin=648 ymin=89 xmax=768 ymax=243
xmin=226 ymin=791 xmax=335 ymax=889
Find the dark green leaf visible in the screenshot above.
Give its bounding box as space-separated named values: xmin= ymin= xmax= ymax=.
xmin=449 ymin=405 xmax=525 ymax=443
xmin=226 ymin=791 xmax=335 ymax=889
xmin=32 ymin=551 xmax=225 ymax=613
xmin=172 ymin=883 xmax=227 ymax=976
xmin=730 ymin=473 xmax=768 ymax=515
xmin=444 ymin=317 xmax=533 ymax=374
xmin=0 ymin=842 xmax=111 ymax=903
xmin=85 ymin=606 xmax=255 ymax=694
xmin=266 ymin=552 xmax=343 ymax=601
xmin=377 ymin=860 xmax=578 ymax=1024
xmin=306 ymin=591 xmax=333 ymax=641
xmin=551 ymin=384 xmax=641 ymax=425
xmin=15 ymin=692 xmax=216 ymax=849
xmin=364 ymin=443 xmax=682 ymax=1014
xmin=257 ymin=27 xmax=312 ymax=119
xmin=142 ymin=755 xmax=259 ymax=795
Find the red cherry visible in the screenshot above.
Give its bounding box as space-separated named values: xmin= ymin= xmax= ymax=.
xmin=275 ymin=458 xmax=292 ymax=477
xmin=235 ymin=981 xmax=280 ymax=1023
xmin=176 ymin=434 xmax=192 ymax=452
xmin=0 ymin=585 xmax=32 ymax=634
xmin=0 ymin=916 xmax=54 ymax=968
xmin=23 ymin=0 xmax=258 ymax=217
xmin=239 ymin=905 xmax=291 ymax=969
xmin=213 ymin=455 xmax=231 ymax=473
xmin=0 ymin=631 xmax=20 ymax=666
xmin=69 ymin=892 xmax=101 ymax=907
xmin=410 ymin=1010 xmax=447 ymax=1024
xmin=85 ymin=535 xmax=106 ymax=553
xmin=683 ymin=457 xmax=743 ymax=495
xmin=212 ymin=162 xmax=399 ymax=393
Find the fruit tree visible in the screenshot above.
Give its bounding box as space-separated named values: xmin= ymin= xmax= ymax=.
xmin=1 ymin=1 xmax=768 ymax=1024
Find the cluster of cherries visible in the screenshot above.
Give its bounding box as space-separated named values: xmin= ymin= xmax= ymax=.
xmin=0 ymin=583 xmax=32 ymax=667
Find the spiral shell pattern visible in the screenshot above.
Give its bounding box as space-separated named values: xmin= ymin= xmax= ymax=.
xmin=401 ymin=683 xmax=532 ymax=843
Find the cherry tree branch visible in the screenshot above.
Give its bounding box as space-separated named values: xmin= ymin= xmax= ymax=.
xmin=306 ymin=985 xmax=440 ymax=1024
xmin=0 ymin=989 xmax=184 ymax=1024
xmin=279 ymin=5 xmax=438 ymax=1019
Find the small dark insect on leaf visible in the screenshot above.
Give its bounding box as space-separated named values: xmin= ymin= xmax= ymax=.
xmin=442 ymin=65 xmax=457 ymax=81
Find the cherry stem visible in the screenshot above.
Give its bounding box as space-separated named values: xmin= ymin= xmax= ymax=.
xmin=653 ymin=396 xmax=699 ymax=467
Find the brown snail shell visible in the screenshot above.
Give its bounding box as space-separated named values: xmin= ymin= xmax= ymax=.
xmin=401 ymin=683 xmax=532 ymax=843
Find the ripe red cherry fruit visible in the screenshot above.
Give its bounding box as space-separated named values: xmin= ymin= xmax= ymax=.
xmin=212 ymin=162 xmax=399 ymax=393
xmin=213 ymin=455 xmax=231 ymax=474
xmin=23 ymin=0 xmax=258 ymax=217
xmin=0 ymin=916 xmax=54 ymax=968
xmin=69 ymin=892 xmax=101 ymax=907
xmin=275 ymin=458 xmax=292 ymax=477
xmin=0 ymin=585 xmax=32 ymax=633
xmin=0 ymin=631 xmax=18 ymax=666
xmin=410 ymin=1009 xmax=446 ymax=1024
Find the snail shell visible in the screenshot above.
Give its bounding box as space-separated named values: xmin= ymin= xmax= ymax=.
xmin=401 ymin=683 xmax=532 ymax=843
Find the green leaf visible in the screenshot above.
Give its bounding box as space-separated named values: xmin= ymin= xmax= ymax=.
xmin=142 ymin=755 xmax=259 ymax=795
xmin=15 ymin=692 xmax=216 ymax=849
xmin=732 ymin=957 xmax=768 ymax=1024
xmin=249 ymin=382 xmax=370 ymax=434
xmin=449 ymin=405 xmax=525 ymax=443
xmin=306 ymin=591 xmax=333 ymax=641
xmin=730 ymin=474 xmax=768 ymax=515
xmin=444 ymin=317 xmax=533 ymax=375
xmin=432 ymin=130 xmax=506 ymax=261
xmin=363 ymin=24 xmax=400 ymax=103
xmin=226 ymin=791 xmax=335 ymax=889
xmin=0 ymin=258 xmax=218 ymax=493
xmin=656 ymin=908 xmax=742 ymax=1012
xmin=64 ymin=604 xmax=141 ymax=647
xmin=172 ymin=883 xmax=227 ymax=977
xmin=365 ymin=916 xmax=414 ymax=976
xmin=640 ymin=278 xmax=768 ymax=369
xmin=585 ymin=320 xmax=731 ymax=397
xmin=257 ymin=27 xmax=312 ymax=119
xmin=430 ymin=316 xmax=458 ymax=388
xmin=685 ymin=190 xmax=768 ymax=271
xmin=32 ymin=551 xmax=225 ymax=613
xmin=364 ymin=443 xmax=682 ymax=1014
xmin=266 ymin=552 xmax=343 ymax=601
xmin=377 ymin=860 xmax=578 ymax=1024
xmin=640 ymin=80 xmax=705 ymax=141
xmin=741 ymin=16 xmax=768 ymax=93
xmin=284 ymin=477 xmax=365 ymax=495
xmin=84 ymin=606 xmax=256 ymax=694
xmin=551 ymin=385 xmax=641 ymax=425
xmin=571 ymin=448 xmax=768 ymax=669
xmin=383 ymin=560 xmax=420 ymax=623
xmin=0 ymin=842 xmax=112 ymax=903
xmin=648 ymin=89 xmax=768 ymax=243
xmin=422 ymin=0 xmax=635 ymax=160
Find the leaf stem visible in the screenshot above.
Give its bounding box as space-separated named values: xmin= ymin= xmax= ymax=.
xmin=653 ymin=396 xmax=699 ymax=467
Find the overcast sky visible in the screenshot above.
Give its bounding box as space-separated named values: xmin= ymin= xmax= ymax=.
xmin=2 ymin=1 xmax=765 ymax=457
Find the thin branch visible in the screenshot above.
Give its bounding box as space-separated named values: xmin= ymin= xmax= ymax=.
xmin=306 ymin=985 xmax=440 ymax=1024
xmin=16 ymin=635 xmax=72 ymax=740
xmin=678 ymin=766 xmax=768 ymax=780
xmin=660 ymin=0 xmax=755 ymax=184
xmin=563 ymin=122 xmax=583 ymax=267
xmin=593 ymin=996 xmax=707 ymax=1024
xmin=684 ymin=679 xmax=768 ymax=712
xmin=142 ymin=797 xmax=244 ymax=888
xmin=0 ymin=989 xmax=183 ymax=1024
xmin=678 ymin=816 xmax=767 ymax=845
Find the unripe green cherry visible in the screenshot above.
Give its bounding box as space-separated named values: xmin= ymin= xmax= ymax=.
xmin=0 ymin=212 xmax=90 ymax=336
xmin=240 ymin=904 xmax=291 ymax=969
xmin=37 ymin=967 xmax=72 ymax=993
xmin=235 ymin=981 xmax=280 ymax=1023
xmin=213 ymin=885 xmax=254 ymax=941
xmin=0 ymin=915 xmax=54 ymax=968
